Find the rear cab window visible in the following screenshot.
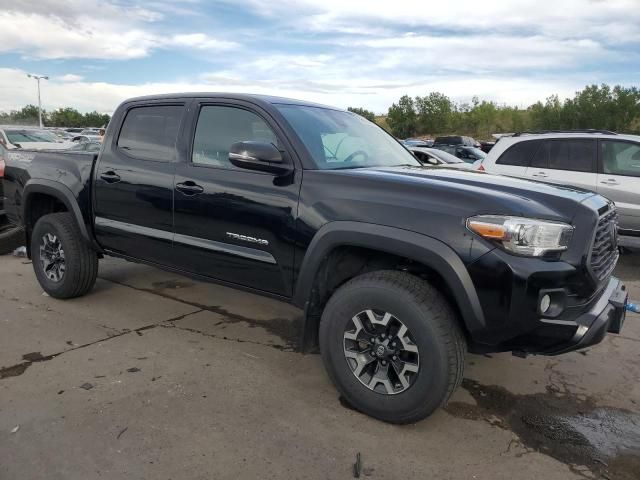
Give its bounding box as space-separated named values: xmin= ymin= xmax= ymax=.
xmin=117 ymin=105 xmax=184 ymax=161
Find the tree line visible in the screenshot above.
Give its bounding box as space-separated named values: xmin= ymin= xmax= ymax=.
xmin=349 ymin=84 xmax=640 ymax=140
xmin=0 ymin=105 xmax=111 ymax=128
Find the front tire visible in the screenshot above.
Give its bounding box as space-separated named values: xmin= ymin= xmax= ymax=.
xmin=319 ymin=270 xmax=466 ymax=424
xmin=31 ymin=213 xmax=98 ymax=299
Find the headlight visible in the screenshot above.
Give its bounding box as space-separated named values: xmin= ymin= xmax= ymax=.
xmin=467 ymin=215 xmax=574 ymax=257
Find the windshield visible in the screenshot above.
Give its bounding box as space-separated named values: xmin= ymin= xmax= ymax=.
xmin=277 ymin=105 xmax=420 ymax=169
xmin=465 ymin=147 xmax=487 ymax=159
xmin=6 ymin=130 xmax=59 ymax=144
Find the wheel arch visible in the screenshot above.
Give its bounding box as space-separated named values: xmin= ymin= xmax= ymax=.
xmin=23 ymin=180 xmax=95 ymax=255
xmin=293 ymin=221 xmax=485 ymax=352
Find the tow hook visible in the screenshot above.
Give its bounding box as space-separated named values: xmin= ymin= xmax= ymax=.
xmin=627 ymin=302 xmax=640 ymax=314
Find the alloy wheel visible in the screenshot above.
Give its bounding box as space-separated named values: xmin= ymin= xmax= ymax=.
xmin=343 ymin=309 xmax=420 ymax=395
xmin=39 ymin=233 xmax=66 ymax=282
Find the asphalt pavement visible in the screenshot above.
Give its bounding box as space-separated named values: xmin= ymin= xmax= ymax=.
xmin=1 ymin=252 xmax=639 ymax=480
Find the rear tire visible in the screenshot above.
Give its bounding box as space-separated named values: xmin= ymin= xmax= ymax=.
xmin=0 ymin=224 xmax=25 ymax=255
xmin=319 ymin=270 xmax=466 ymax=424
xmin=31 ymin=213 xmax=98 ymax=299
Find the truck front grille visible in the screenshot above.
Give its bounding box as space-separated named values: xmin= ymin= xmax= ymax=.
xmin=589 ymin=208 xmax=619 ymax=283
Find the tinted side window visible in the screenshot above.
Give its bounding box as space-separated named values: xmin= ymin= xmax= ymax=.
xmin=117 ymin=105 xmax=183 ymax=161
xmin=531 ymin=141 xmax=548 ymax=168
xmin=192 ymin=106 xmax=277 ymax=168
xmin=601 ymin=140 xmax=640 ymax=178
xmin=496 ymin=140 xmax=541 ymax=167
xmin=548 ymin=139 xmax=595 ymax=172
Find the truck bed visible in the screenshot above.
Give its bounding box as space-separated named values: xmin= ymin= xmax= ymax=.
xmin=3 ymin=149 xmax=97 ymax=230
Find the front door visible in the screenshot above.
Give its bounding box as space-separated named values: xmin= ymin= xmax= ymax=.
xmin=93 ymin=103 xmax=185 ymax=264
xmin=172 ymin=102 xmax=300 ymax=296
xmin=598 ymin=139 xmax=640 ymax=235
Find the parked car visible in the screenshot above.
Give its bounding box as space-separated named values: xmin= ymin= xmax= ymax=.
xmin=68 ymin=141 xmax=102 ymax=152
xmin=408 ymin=146 xmax=472 ymax=169
xmin=433 ymin=135 xmax=480 ymax=148
xmin=479 ymin=141 xmax=495 ymax=153
xmin=0 ymin=127 xmax=73 ymax=150
xmin=432 ymin=144 xmax=487 ymax=163
xmin=402 ymin=138 xmax=433 ymax=148
xmin=64 ymin=128 xmax=84 ymax=134
xmin=80 ymin=128 xmax=100 ymax=136
xmin=0 ymin=147 xmax=24 ymax=253
xmin=72 ymin=135 xmax=102 ymax=144
xmin=2 ymin=94 xmax=628 ymax=424
xmin=478 ymin=131 xmax=640 ymax=239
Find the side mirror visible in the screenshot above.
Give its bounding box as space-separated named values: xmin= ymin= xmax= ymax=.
xmin=229 ymin=141 xmax=292 ymax=175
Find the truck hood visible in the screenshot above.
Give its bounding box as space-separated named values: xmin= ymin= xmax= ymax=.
xmin=334 ymin=165 xmax=598 ymax=222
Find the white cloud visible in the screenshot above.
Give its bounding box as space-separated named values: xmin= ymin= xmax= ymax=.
xmin=0 ymin=66 xmax=586 ymax=117
xmin=170 ymin=33 xmax=238 ymax=51
xmin=0 ymin=0 xmax=637 ymax=116
xmin=0 ymin=2 xmax=237 ymax=60
xmin=244 ymin=0 xmax=640 ymax=42
xmin=57 ymin=74 xmax=84 ymax=82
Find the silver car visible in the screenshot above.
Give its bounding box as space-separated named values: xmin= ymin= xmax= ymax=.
xmin=479 ymin=131 xmax=640 ymax=240
xmin=408 ymin=146 xmax=475 ymax=169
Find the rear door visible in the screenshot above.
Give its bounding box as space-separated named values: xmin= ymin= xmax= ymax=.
xmin=597 ymin=139 xmax=640 ymax=235
xmin=93 ymin=102 xmax=185 ymax=264
xmin=171 ymin=100 xmax=300 ymax=296
xmin=524 ymin=139 xmax=598 ymax=191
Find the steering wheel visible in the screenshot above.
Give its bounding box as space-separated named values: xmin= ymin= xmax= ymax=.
xmin=343 ymin=150 xmax=369 ymax=163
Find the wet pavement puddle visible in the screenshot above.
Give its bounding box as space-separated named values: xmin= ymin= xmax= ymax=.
xmin=446 ymin=379 xmax=640 ymax=479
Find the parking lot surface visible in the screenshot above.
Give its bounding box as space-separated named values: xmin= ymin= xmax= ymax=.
xmin=1 ymin=253 xmax=639 ymax=480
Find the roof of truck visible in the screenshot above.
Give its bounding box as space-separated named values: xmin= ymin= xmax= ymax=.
xmin=121 ymin=92 xmax=342 ymax=111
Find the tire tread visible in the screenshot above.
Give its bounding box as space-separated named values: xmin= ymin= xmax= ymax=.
xmin=32 ymin=212 xmax=98 ymax=298
xmin=320 ymin=270 xmax=466 ymax=423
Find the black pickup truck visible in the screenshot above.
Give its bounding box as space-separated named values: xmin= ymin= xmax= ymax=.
xmin=2 ymin=93 xmax=629 ymax=423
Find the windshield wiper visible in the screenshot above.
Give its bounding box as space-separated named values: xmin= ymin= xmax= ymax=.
xmin=330 ymin=165 xmax=370 ymax=170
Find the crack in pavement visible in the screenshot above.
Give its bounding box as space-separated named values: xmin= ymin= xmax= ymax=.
xmin=99 ymin=276 xmax=301 ymax=349
xmin=0 ymin=309 xmax=203 ymax=380
xmin=159 ymin=323 xmax=295 ymax=351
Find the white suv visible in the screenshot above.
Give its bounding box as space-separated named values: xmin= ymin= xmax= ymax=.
xmin=479 ymin=131 xmax=640 ymax=240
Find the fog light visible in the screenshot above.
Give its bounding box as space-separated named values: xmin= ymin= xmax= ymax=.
xmin=540 ymin=294 xmax=551 ymax=314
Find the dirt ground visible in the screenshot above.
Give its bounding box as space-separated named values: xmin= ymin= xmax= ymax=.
xmin=1 ymin=251 xmax=639 ymax=480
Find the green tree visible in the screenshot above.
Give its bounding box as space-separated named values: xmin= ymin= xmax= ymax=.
xmin=347 ymin=107 xmax=376 ymax=122
xmin=386 ymin=95 xmax=417 ymax=138
xmin=83 ymin=111 xmax=111 ymax=127
xmin=12 ymin=105 xmax=45 ymax=126
xmin=48 ymin=107 xmax=85 ymax=128
xmin=414 ymin=92 xmax=452 ymax=133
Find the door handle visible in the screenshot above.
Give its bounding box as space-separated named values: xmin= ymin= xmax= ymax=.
xmin=532 ymin=171 xmax=548 ymax=178
xmin=100 ymin=171 xmax=121 ymax=183
xmin=175 ymin=181 xmax=204 ymax=196
xmin=600 ymin=179 xmax=620 ymax=186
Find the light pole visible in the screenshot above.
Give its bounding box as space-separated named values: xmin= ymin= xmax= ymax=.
xmin=27 ymin=74 xmax=49 ymax=128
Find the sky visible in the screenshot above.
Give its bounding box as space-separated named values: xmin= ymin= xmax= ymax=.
xmin=0 ymin=0 xmax=638 ymax=115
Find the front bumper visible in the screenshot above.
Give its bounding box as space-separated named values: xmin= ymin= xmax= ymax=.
xmin=541 ymin=276 xmax=628 ymax=355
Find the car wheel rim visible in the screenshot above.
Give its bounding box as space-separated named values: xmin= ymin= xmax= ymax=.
xmin=343 ymin=309 xmax=420 ymax=395
xmin=39 ymin=233 xmax=66 ymax=282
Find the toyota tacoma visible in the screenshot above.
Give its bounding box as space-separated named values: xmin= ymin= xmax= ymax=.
xmin=2 ymin=93 xmax=629 ymax=423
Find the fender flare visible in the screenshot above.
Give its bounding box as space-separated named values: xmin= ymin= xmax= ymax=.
xmin=293 ymin=221 xmax=485 ymax=337
xmin=23 ymin=179 xmax=92 ymax=244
